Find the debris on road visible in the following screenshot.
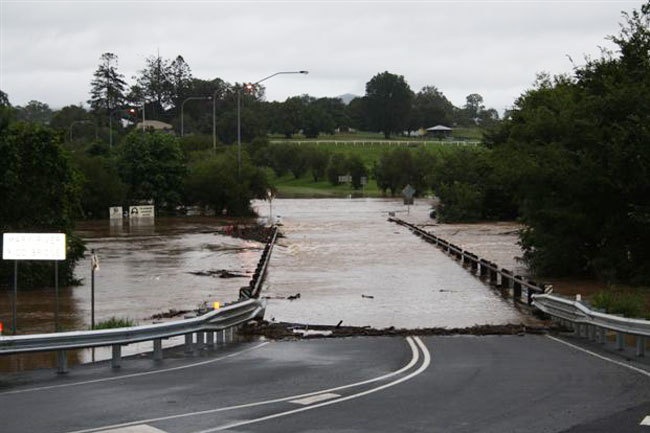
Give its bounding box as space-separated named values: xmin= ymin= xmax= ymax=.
xmin=242 ymin=320 xmax=553 ymax=340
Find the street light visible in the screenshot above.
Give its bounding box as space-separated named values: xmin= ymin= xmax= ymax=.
xmin=237 ymin=70 xmax=308 ymax=178
xmin=181 ymin=96 xmax=211 ymax=137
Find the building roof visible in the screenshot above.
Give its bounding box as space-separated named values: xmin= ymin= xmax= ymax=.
xmin=426 ymin=125 xmax=453 ymax=131
xmin=136 ymin=120 xmax=173 ymax=130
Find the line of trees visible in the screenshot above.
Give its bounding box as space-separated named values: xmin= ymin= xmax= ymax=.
xmin=10 ymin=51 xmax=499 ymax=147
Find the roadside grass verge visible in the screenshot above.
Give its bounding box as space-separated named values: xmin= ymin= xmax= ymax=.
xmin=94 ymin=317 xmax=137 ymax=330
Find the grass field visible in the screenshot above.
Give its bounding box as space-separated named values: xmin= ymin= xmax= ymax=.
xmin=269 ymin=127 xmax=485 ymax=142
xmin=269 ymin=140 xmax=485 ymax=197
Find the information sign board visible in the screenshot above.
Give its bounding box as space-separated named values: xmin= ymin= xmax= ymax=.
xmin=129 ymin=205 xmax=155 ymax=218
xmin=2 ymin=233 xmax=66 ymax=261
xmin=109 ymin=206 xmax=123 ymax=219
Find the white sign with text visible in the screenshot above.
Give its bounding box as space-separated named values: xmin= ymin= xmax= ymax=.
xmin=2 ymin=233 xmax=67 ymax=261
xmin=129 ymin=205 xmax=155 ymax=218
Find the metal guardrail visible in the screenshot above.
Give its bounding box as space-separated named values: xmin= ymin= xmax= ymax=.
xmin=389 ymin=217 xmax=544 ymax=305
xmin=390 ymin=217 xmax=648 ymax=358
xmin=0 ymin=298 xmax=265 ymax=372
xmin=532 ymin=294 xmax=648 ymax=357
xmin=269 ymin=140 xmax=480 ymax=146
xmin=0 ymin=227 xmax=280 ymax=374
xmin=240 ymin=226 xmax=278 ymax=299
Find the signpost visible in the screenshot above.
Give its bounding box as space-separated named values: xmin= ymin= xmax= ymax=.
xmin=266 ymin=189 xmax=276 ymax=226
xmin=2 ymin=233 xmax=67 ymax=334
xmin=129 ymin=205 xmax=155 ymax=218
xmin=109 ymin=206 xmax=123 ymax=219
xmin=402 ymin=184 xmax=416 ymax=214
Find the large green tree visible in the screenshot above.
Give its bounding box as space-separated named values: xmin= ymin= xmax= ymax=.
xmin=365 ymin=71 xmax=413 ymax=138
xmin=117 ymin=131 xmax=186 ymax=211
xmin=487 ymin=2 xmax=650 ymax=283
xmin=88 ymin=52 xmax=128 ymax=119
xmin=0 ymin=123 xmax=85 ymax=288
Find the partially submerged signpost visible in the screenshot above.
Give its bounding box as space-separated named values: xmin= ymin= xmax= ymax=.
xmin=2 ymin=233 xmax=67 ymax=334
xmin=402 ymin=184 xmax=415 ymax=214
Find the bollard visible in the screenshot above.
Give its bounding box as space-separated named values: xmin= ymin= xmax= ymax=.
xmin=616 ymin=332 xmax=625 ymax=351
xmin=184 ymin=333 xmax=193 ymax=355
xmin=153 ymin=338 xmax=163 ymax=361
xmin=56 ymin=350 xmax=68 ymax=374
xmin=637 ymin=337 xmax=646 ymax=357
xmin=112 ymin=344 xmax=122 ymax=369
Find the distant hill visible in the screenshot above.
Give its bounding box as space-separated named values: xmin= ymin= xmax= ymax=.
xmin=336 ymin=93 xmax=360 ymax=105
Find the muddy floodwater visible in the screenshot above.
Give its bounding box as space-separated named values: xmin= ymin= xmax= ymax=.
xmin=255 ymin=198 xmax=528 ymax=328
xmin=1 ymin=198 xmax=531 ymax=371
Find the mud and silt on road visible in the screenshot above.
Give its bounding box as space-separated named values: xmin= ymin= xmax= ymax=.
xmin=241 ymin=320 xmax=554 ymax=340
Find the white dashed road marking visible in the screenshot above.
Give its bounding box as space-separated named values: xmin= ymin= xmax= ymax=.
xmin=640 ymin=415 xmax=650 ymax=426
xmin=290 ymin=393 xmax=341 ymax=405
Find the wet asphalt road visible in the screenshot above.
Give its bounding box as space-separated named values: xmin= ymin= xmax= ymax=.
xmin=1 ymin=334 xmax=649 ymax=433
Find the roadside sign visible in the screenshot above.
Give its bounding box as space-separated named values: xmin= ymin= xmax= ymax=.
xmin=361 ymin=177 xmax=368 ymax=185
xmin=338 ymin=175 xmax=352 ymax=183
xmin=402 ymin=184 xmax=415 ymax=211
xmin=2 ymin=233 xmax=66 ymax=261
xmin=129 ymin=205 xmax=155 ymax=218
xmin=109 ymin=206 xmax=123 ymax=219
xmin=402 ymin=184 xmax=415 ymax=199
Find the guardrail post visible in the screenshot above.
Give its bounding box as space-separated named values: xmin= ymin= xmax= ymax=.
xmin=470 ymin=256 xmax=478 ymax=273
xmin=217 ymin=329 xmax=225 ymax=345
xmin=112 ymin=344 xmax=122 ymax=369
xmin=489 ymin=265 xmax=498 ymax=285
xmin=598 ymin=328 xmax=607 ymax=344
xmin=637 ymin=337 xmax=646 ymax=357
xmin=588 ymin=325 xmax=596 ymax=341
xmin=207 ymin=331 xmax=216 ymax=350
xmin=616 ymin=332 xmax=625 ymax=351
xmin=184 ymin=333 xmax=193 ymax=355
xmin=513 ymin=276 xmax=522 ymax=302
xmin=153 ymin=338 xmax=163 ymax=361
xmin=56 ymin=350 xmax=68 ymax=374
xmin=479 ymin=261 xmax=488 ymax=278
xmin=195 ymin=331 xmax=205 ymax=355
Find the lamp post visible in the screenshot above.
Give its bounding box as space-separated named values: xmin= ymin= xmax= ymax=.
xmin=181 ymin=96 xmax=211 ymax=137
xmin=212 ymin=88 xmax=220 ymax=154
xmin=237 ymin=70 xmax=308 ymax=178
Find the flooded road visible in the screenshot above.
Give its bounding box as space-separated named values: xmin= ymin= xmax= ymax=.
xmin=256 ymin=198 xmax=528 ymax=328
xmin=1 ymin=199 xmax=531 ymax=371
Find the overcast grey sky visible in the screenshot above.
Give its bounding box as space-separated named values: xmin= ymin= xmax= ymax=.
xmin=0 ymin=0 xmax=642 ymax=112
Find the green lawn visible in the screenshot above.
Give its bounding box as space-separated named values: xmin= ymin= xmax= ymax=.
xmin=269 ymin=128 xmax=484 ymax=142
xmin=270 ymin=173 xmax=385 ymax=198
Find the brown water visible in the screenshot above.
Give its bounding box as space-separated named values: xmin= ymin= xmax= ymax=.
xmin=255 ymin=198 xmax=528 ymax=328
xmin=1 ymin=199 xmax=531 ymax=371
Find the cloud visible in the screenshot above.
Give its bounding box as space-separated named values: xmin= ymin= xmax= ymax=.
xmin=0 ymin=0 xmax=639 ymax=111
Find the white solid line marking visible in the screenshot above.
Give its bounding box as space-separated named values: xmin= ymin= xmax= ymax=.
xmin=193 ymin=336 xmax=431 ymax=433
xmin=547 ymin=336 xmax=650 ymax=379
xmin=290 ymin=393 xmax=341 ymax=405
xmin=67 ymin=337 xmax=419 ymax=433
xmin=100 ymin=425 xmax=168 ymax=433
xmin=0 ymin=342 xmax=269 ymax=396
xmin=641 ymin=415 xmax=650 ymax=426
